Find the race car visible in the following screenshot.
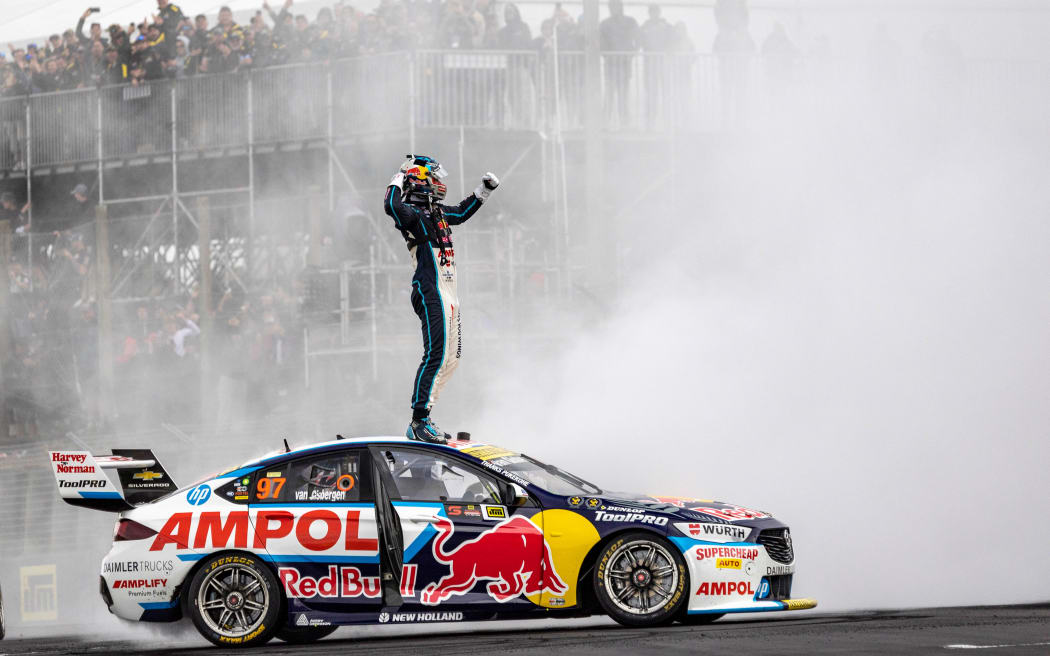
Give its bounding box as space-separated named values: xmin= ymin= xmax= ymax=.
xmin=48 ymin=437 xmax=816 ymax=647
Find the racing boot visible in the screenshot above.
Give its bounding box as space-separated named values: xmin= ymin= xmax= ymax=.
xmin=407 ymin=417 xmax=450 ymax=444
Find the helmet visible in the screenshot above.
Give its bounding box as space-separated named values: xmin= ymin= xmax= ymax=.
xmin=400 ymin=154 xmax=448 ymax=204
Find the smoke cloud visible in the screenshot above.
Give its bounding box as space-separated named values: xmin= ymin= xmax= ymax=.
xmin=453 ymin=14 xmax=1050 ymax=612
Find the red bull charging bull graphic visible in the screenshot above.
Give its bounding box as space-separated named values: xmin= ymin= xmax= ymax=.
xmin=421 ymin=515 xmax=567 ymax=605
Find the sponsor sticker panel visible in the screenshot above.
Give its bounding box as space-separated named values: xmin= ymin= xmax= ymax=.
xmin=20 ymin=564 xmax=58 ymax=622
xmin=675 ymin=522 xmax=750 ymax=543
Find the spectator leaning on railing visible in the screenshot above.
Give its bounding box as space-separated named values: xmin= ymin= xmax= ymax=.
xmin=0 ymin=0 xmax=700 ymax=95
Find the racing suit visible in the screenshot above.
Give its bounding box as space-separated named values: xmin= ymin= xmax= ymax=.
xmin=384 ymin=183 xmax=487 ymax=417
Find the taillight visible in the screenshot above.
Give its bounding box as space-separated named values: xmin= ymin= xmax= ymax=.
xmin=114 ymin=519 xmax=158 ymax=542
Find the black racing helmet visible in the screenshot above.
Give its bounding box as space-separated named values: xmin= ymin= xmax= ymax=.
xmin=400 ymin=154 xmax=448 ymax=203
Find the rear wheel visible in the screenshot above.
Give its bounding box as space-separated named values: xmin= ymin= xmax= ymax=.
xmin=593 ymin=532 xmax=688 ymax=627
xmin=275 ymin=624 xmax=338 ymax=643
xmin=186 ymin=553 xmax=281 ymax=648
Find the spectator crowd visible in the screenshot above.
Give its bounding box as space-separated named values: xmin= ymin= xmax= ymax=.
xmin=3 ymin=204 xmax=307 ymax=441
xmin=1 ymin=0 xmax=696 ymax=96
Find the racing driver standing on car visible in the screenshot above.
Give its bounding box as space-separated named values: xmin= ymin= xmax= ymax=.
xmin=384 ymin=155 xmax=499 ymax=443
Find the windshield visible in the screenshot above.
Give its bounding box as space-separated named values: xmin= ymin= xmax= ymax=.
xmin=496 ymin=454 xmax=602 ymax=496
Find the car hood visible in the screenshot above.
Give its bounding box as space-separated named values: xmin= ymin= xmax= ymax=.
xmin=593 ymin=491 xmax=784 ymax=528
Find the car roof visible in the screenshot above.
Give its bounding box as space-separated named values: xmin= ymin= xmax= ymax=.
xmin=215 ymin=436 xmax=517 ymax=478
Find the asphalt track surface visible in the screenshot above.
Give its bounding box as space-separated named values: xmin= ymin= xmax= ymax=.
xmin=2 ymin=604 xmax=1049 ymax=655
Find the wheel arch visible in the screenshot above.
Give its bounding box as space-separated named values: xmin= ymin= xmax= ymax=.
xmin=177 ymin=550 xmax=288 ymax=619
xmin=573 ymin=527 xmax=679 ymax=612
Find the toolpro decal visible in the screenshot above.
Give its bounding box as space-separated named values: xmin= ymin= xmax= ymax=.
xmin=421 ymin=516 xmax=567 ymax=604
xmin=593 ymin=511 xmax=668 ymax=526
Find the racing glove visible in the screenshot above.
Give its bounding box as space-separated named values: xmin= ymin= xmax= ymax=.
xmin=474 ymin=172 xmax=500 ymax=202
xmin=389 ymin=171 xmax=405 ymax=189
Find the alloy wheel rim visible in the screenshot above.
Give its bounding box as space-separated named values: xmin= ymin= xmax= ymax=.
xmin=603 ymin=540 xmax=679 ymax=615
xmin=196 ymin=563 xmax=269 ymax=638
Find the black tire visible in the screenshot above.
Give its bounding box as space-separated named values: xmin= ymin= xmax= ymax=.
xmin=593 ymin=531 xmax=688 ymax=627
xmin=275 ymin=624 xmax=338 ymax=643
xmin=0 ymin=584 xmax=6 ymax=640
xmin=185 ymin=553 xmax=281 ymax=648
xmin=678 ymin=612 xmax=724 ymax=625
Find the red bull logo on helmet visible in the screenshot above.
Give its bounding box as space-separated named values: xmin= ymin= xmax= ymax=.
xmin=421 ymin=515 xmax=567 ymax=605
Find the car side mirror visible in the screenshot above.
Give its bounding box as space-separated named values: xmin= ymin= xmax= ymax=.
xmin=508 ymin=482 xmax=529 ymax=507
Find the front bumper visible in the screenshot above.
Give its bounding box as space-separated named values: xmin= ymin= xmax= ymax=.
xmin=670 ymin=536 xmax=817 ymax=615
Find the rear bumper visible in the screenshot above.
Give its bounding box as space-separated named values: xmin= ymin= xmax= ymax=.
xmin=100 ymin=540 xmax=193 ymax=622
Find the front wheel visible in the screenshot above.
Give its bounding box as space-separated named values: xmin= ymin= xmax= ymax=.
xmin=594 ymin=532 xmax=688 ymax=627
xmin=275 ymin=624 xmax=338 ymax=643
xmin=186 ymin=553 xmax=281 ymax=648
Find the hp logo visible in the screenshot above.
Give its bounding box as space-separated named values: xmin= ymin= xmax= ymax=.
xmin=757 ymin=580 xmax=770 ymax=600
xmin=187 ymin=484 xmax=211 ymax=506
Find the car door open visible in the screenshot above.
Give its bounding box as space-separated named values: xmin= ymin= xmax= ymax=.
xmin=372 ymin=446 xmax=546 ymax=611
xmin=248 ymin=448 xmax=384 ymax=618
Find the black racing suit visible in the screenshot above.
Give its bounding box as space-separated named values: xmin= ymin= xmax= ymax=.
xmin=384 ymin=185 xmax=485 ymax=416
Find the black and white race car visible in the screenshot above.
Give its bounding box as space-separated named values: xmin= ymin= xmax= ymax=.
xmin=49 ymin=436 xmax=815 ymax=647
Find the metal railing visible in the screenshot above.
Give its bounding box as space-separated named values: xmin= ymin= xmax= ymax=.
xmin=0 ymin=51 xmax=773 ymax=172
xmin=3 ymin=50 xmax=1042 ymax=171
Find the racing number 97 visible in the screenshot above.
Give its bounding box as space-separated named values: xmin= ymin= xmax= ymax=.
xmin=256 ymin=477 xmax=286 ymax=500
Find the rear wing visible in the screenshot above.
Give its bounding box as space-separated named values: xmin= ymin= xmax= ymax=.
xmin=48 ymin=448 xmax=178 ymax=512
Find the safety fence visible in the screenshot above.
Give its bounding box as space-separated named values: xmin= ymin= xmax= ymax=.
xmin=2 ymin=50 xmax=1043 ymax=171
xmin=0 ymin=50 xmax=893 ymax=171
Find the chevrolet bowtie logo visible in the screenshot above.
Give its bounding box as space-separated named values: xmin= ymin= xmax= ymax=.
xmin=133 ymin=471 xmax=163 ymax=481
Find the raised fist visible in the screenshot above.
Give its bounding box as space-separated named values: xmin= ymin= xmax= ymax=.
xmin=475 ymin=172 xmax=499 ymax=201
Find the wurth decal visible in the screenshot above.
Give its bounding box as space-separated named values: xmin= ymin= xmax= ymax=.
xmin=421 ymin=516 xmax=567 ymax=605
xmin=678 ymin=522 xmax=749 ymax=542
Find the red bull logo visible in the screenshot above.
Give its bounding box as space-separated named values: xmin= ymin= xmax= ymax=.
xmin=421 ymin=516 xmax=567 ymax=605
